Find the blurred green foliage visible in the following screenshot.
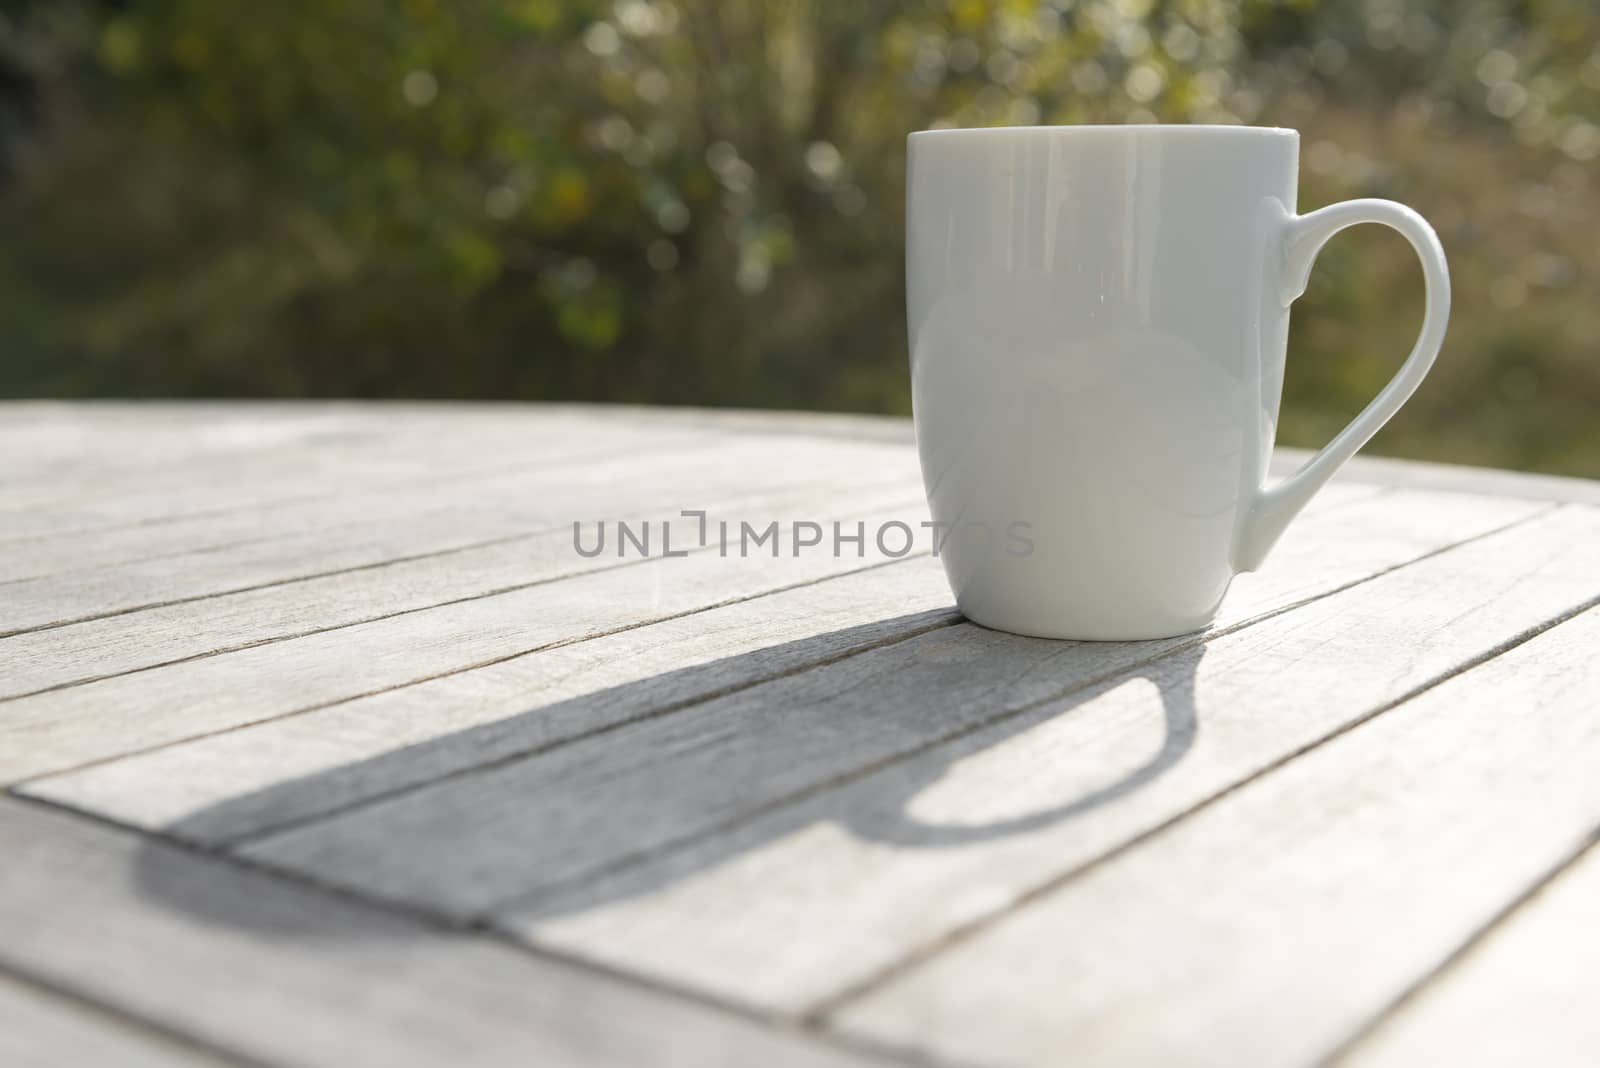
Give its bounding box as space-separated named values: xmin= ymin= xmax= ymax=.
xmin=0 ymin=0 xmax=1596 ymax=474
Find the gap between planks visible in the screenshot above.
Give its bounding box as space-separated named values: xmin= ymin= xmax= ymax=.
xmin=827 ymin=596 xmax=1600 ymax=1066
xmin=25 ymin=502 xmax=1587 ymax=1068
xmin=12 ymin=483 xmax=1415 ymax=826
xmin=6 ymin=528 xmax=937 ymax=787
xmin=1323 ymin=820 xmax=1600 ymax=1067
xmin=15 ymin=486 xmax=1600 ymax=1061
xmin=507 ymin=505 xmax=1576 ymax=921
xmin=0 ymin=432 xmax=721 ymax=592
xmin=0 ymin=792 xmax=922 ymax=1068
xmin=0 ymin=962 xmax=258 ymax=1068
xmin=236 ymin=498 xmax=1564 ymax=909
xmin=453 ymin=501 xmax=1600 ymax=1021
xmin=0 ymin=475 xmax=929 ymax=695
xmin=228 ymin=590 xmax=964 ymax=848
xmin=0 ymin=423 xmax=721 ymax=584
xmin=0 ymin=498 xmax=947 ymax=786
xmin=25 ymin=489 xmax=1555 ymax=1023
xmin=814 ymin=585 xmax=1600 ymax=1027
xmin=0 ymin=404 xmax=915 ymax=560
xmin=0 ymin=455 xmax=924 ymax=643
xmin=0 ymin=416 xmax=725 ymax=545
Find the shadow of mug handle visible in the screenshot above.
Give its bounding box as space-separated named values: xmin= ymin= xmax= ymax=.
xmin=841 ymin=665 xmax=1200 ymax=849
xmin=1235 ymin=198 xmax=1452 ymax=573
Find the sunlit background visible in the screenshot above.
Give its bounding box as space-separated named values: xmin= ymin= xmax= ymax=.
xmin=1 ymin=0 xmax=1596 ymax=475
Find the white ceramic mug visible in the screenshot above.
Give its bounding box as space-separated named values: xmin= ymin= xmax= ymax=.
xmin=907 ymin=124 xmax=1449 ymax=640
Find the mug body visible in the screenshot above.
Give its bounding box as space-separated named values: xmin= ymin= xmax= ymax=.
xmin=907 ymin=125 xmax=1299 ymax=640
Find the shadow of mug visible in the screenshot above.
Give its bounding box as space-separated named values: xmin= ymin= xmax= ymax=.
xmin=128 ymin=619 xmax=1205 ymax=935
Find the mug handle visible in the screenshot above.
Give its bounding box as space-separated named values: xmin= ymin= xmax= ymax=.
xmin=1234 ymin=198 xmax=1451 ymax=572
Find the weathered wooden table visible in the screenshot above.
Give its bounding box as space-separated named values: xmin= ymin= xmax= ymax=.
xmin=3 ymin=402 xmax=1599 ymax=1068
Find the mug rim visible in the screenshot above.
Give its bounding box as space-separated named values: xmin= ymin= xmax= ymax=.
xmin=909 ymin=123 xmax=1297 ymax=140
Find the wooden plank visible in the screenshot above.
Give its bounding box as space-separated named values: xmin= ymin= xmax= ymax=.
xmin=0 ymin=401 xmax=660 ymax=496
xmin=0 ymin=406 xmax=919 ymax=583
xmin=0 ymin=971 xmax=234 ymax=1068
xmin=25 ymin=556 xmax=961 ymax=842
xmin=614 ymin=405 xmax=917 ymax=445
xmin=22 ymin=482 xmax=1383 ymax=841
xmin=472 ymin=504 xmax=1600 ymax=1017
xmin=0 ymin=500 xmax=931 ymax=783
xmin=0 ymin=418 xmax=726 ymax=547
xmin=1 ymin=418 xmax=407 ymax=506
xmin=1329 ymin=450 xmax=1600 ymax=505
xmin=0 ymin=435 xmax=920 ymax=638
xmin=0 ymin=424 xmax=746 ymax=586
xmin=0 ymin=798 xmax=882 ymax=1068
xmin=1343 ymin=833 xmax=1600 ymax=1068
xmin=830 ymin=600 xmax=1600 ymax=1068
xmin=0 ymin=408 xmax=522 ymax=515
xmin=1263 ymin=445 xmax=1600 ymax=504
xmin=228 ymin=494 xmax=1563 ymax=928
xmin=0 ymin=404 xmax=754 ymax=543
xmin=0 ymin=399 xmax=369 ymax=461
xmin=0 ymin=403 xmax=905 ymax=502
xmin=0 ymin=435 xmax=733 ymax=628
xmin=0 ymin=404 xmax=367 ymax=489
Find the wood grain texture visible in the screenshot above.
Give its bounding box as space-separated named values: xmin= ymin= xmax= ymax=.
xmin=24 ymin=482 xmax=1386 ymax=840
xmin=232 ymin=494 xmax=1561 ymax=928
xmin=0 ymin=406 xmax=364 ymax=505
xmin=0 ymin=400 xmax=692 ymax=479
xmin=1319 ymin=449 xmax=1600 ymax=505
xmin=0 ymin=413 xmax=715 ymax=582
xmin=1342 ymin=824 xmax=1600 ymax=1067
xmin=3 ymin=417 xmax=412 ymax=512
xmin=0 ymin=434 xmax=920 ymax=644
xmin=0 ymin=431 xmax=727 ymax=611
xmin=0 ymin=799 xmax=885 ymax=1068
xmin=10 ymin=403 xmax=1600 ymax=1068
xmin=0 ymin=972 xmax=235 ymax=1068
xmin=6 ymin=401 xmax=1590 ymax=499
xmin=0 ymin=407 xmax=723 ymax=542
xmin=487 ymin=503 xmax=1600 ymax=1017
xmin=0 ymin=402 xmax=908 ymax=496
xmin=0 ymin=400 xmax=374 ymax=474
xmin=0 ymin=500 xmax=929 ymax=783
xmin=25 ymin=556 xmax=960 ymax=841
xmin=833 ymin=599 xmax=1600 ymax=1068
